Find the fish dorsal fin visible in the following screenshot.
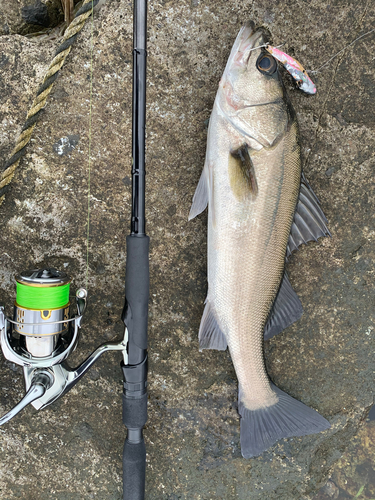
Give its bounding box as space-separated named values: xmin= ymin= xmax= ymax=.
xmin=229 ymin=144 xmax=258 ymax=200
xmin=188 ymin=165 xmax=209 ymax=220
xmin=198 ymin=299 xmax=228 ymax=351
xmin=287 ymin=173 xmax=330 ymax=257
xmin=264 ymin=272 xmax=303 ymax=341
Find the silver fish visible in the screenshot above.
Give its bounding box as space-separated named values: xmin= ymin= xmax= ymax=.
xmin=189 ymin=22 xmax=331 ymax=458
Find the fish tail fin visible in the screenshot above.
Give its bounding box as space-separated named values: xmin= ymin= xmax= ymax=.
xmin=239 ymin=384 xmax=330 ymax=458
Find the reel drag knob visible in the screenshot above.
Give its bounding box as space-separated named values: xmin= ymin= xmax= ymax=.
xmin=14 ymin=268 xmax=71 ymax=357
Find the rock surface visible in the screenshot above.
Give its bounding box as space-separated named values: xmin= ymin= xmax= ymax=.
xmin=0 ymin=0 xmax=374 ymax=499
xmin=0 ymin=0 xmax=63 ymax=36
xmin=312 ymin=414 xmax=375 ymax=500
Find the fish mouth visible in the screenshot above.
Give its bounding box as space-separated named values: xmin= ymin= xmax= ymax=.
xmin=239 ymin=22 xmax=269 ymax=54
xmin=228 ymin=22 xmax=269 ymax=70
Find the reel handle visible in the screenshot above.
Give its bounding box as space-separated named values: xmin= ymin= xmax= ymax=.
xmin=0 ymin=370 xmax=52 ymax=425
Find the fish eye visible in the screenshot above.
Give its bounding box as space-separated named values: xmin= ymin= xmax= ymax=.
xmin=256 ymin=54 xmax=277 ymax=75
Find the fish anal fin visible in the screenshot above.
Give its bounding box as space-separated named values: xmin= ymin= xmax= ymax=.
xmin=287 ymin=173 xmax=330 ymax=257
xmin=264 ymin=272 xmax=303 ymax=341
xmin=239 ymin=383 xmax=330 ymax=458
xmin=229 ymin=144 xmax=258 ymax=201
xmin=198 ymin=299 xmax=227 ymax=351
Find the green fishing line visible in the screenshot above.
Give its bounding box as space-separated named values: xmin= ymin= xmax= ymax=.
xmin=16 ymin=283 xmax=70 ymax=310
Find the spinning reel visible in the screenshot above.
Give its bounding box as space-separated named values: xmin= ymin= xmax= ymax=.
xmin=0 ymin=266 xmax=128 ymax=424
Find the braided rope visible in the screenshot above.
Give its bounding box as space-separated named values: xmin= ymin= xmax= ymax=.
xmin=0 ymin=0 xmax=99 ymax=205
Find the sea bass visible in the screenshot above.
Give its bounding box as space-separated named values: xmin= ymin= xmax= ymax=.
xmin=189 ymin=22 xmax=331 ymax=458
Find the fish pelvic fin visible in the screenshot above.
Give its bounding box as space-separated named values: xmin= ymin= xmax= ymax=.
xmin=198 ymin=299 xmax=228 ymax=351
xmin=239 ymin=383 xmax=330 ymax=459
xmin=188 ymin=164 xmax=209 ymax=221
xmin=189 ymin=162 xmax=216 ymax=228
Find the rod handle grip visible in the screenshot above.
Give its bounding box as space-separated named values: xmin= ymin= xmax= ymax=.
xmin=123 ymin=437 xmax=146 ymax=500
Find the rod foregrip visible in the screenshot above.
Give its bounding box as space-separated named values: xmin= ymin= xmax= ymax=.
xmin=122 ymin=234 xmax=149 ymax=363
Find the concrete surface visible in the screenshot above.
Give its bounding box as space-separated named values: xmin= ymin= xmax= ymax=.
xmin=0 ymin=0 xmax=374 ymax=498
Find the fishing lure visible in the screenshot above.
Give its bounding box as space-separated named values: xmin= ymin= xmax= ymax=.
xmin=266 ymin=45 xmax=317 ymax=94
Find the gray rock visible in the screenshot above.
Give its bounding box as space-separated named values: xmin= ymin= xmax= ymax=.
xmin=21 ymin=0 xmax=50 ymax=27
xmin=325 ymin=167 xmax=335 ymax=177
xmin=0 ymin=0 xmax=63 ymax=36
xmin=52 ymin=134 xmax=80 ymax=156
xmin=322 ymin=480 xmax=339 ymax=499
xmin=72 ymin=421 xmax=95 ymax=441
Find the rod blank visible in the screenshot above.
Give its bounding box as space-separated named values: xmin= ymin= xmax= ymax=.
xmin=122 ymin=0 xmax=149 ymax=499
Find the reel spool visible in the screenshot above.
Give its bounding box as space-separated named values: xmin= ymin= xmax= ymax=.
xmin=14 ymin=268 xmax=71 ymax=357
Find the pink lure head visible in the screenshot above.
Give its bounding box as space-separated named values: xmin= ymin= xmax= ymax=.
xmin=266 ymin=45 xmax=317 ymax=95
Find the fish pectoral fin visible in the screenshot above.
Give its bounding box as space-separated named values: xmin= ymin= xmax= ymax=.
xmin=286 ymin=172 xmax=330 ymax=257
xmin=198 ymin=299 xmax=228 ymax=351
xmin=229 ymin=144 xmax=258 ymax=200
xmin=239 ymin=383 xmax=330 ymax=459
xmin=264 ymin=272 xmax=303 ymax=341
xmin=188 ymin=164 xmax=209 ymax=220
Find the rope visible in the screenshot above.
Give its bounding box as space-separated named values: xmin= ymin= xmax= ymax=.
xmin=0 ymin=0 xmax=99 ymax=206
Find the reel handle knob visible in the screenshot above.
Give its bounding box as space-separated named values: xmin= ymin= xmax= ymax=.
xmin=0 ymin=370 xmax=53 ymax=425
xmin=76 ymin=288 xmax=87 ymax=317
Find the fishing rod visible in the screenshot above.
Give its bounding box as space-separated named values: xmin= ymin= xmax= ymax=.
xmin=0 ymin=0 xmax=149 ymax=498
xmin=121 ymin=0 xmax=149 ymax=497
